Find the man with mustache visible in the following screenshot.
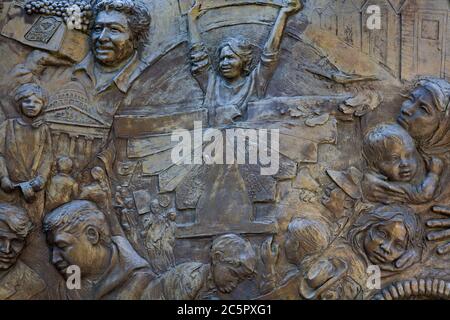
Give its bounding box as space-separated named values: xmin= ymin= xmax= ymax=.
xmin=76 ymin=0 xmax=150 ymax=95
xmin=3 ymin=0 xmax=152 ymax=179
xmin=0 ymin=203 xmax=46 ymax=300
xmin=44 ymin=200 xmax=155 ymax=300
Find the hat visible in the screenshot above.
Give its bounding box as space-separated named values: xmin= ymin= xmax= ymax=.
xmin=299 ymin=258 xmax=348 ymax=300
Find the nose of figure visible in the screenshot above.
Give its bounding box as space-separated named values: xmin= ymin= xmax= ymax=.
xmin=401 ymin=102 xmax=415 ymax=117
xmin=0 ymin=239 xmax=11 ymax=254
xmin=380 ymin=241 xmax=392 ymax=255
xmin=400 ymin=159 xmax=410 ymax=169
xmin=98 ymin=29 xmax=110 ymax=43
xmin=52 ymin=249 xmax=64 ymax=265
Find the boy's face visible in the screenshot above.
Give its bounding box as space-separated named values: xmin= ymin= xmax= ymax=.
xmin=0 ymin=221 xmax=26 ymax=270
xmin=20 ymin=94 xmax=44 ymax=118
xmin=219 ymin=46 xmax=244 ymax=80
xmin=377 ymin=139 xmax=418 ymax=182
xmin=364 ymin=220 xmax=408 ymax=266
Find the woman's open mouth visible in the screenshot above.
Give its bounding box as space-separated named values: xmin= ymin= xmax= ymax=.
xmin=399 ymin=170 xmax=412 ymax=179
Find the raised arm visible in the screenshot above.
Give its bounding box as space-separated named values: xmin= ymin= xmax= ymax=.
xmin=254 ymin=0 xmax=303 ymax=97
xmin=264 ymin=0 xmax=303 ymax=54
xmin=187 ymin=1 xmax=203 ymax=46
xmin=187 ymin=1 xmax=211 ymax=91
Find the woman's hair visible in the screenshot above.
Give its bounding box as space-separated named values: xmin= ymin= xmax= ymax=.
xmin=406 ymin=77 xmax=450 ymax=156
xmin=413 ymin=77 xmax=450 ymax=114
xmin=348 ymin=205 xmax=423 ymax=270
xmin=217 ymin=38 xmax=254 ymax=75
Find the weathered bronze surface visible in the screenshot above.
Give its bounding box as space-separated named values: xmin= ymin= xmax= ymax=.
xmin=1 ymin=0 xmax=450 ymax=300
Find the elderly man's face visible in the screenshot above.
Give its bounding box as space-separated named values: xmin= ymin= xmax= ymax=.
xmin=47 ymin=228 xmax=95 ymax=279
xmin=0 ymin=221 xmax=26 ymax=270
xmin=91 ymin=10 xmax=135 ymax=67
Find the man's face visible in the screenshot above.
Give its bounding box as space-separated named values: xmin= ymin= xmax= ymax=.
xmin=219 ymin=46 xmax=244 ymax=80
xmin=20 ymin=94 xmax=44 ymax=118
xmin=47 ymin=228 xmax=94 ymax=279
xmin=212 ymin=261 xmax=242 ymax=293
xmin=0 ymin=221 xmax=25 ymax=270
xmin=364 ymin=220 xmax=408 ymax=267
xmin=91 ymin=10 xmax=135 ymax=67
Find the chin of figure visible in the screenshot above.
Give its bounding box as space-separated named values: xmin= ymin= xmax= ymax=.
xmin=0 ymin=256 xmax=17 ymax=271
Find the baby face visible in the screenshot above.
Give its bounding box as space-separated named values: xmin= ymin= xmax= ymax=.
xmin=363 ymin=220 xmax=408 ymax=266
xmin=377 ymin=139 xmax=418 ymax=182
xmin=20 ymin=94 xmax=44 ymax=118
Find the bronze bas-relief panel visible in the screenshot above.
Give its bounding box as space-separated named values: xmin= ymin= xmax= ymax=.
xmin=0 ymin=0 xmax=450 ymax=300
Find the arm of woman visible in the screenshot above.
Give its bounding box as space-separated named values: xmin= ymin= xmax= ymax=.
xmin=255 ymin=0 xmax=303 ymax=97
xmin=187 ymin=1 xmax=211 ymax=92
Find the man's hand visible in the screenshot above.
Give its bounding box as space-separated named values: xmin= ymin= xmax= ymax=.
xmin=282 ymin=0 xmax=303 ymax=15
xmin=427 ymin=205 xmax=450 ymax=255
xmin=428 ymin=157 xmax=444 ymax=175
xmin=0 ymin=177 xmax=15 ymax=193
xmin=188 ymin=0 xmax=205 ymax=20
xmin=261 ymin=236 xmax=279 ymax=267
xmin=30 ymin=176 xmax=45 ymax=192
xmin=395 ymin=250 xmax=417 ymax=269
xmin=25 ymin=50 xmax=72 ymax=69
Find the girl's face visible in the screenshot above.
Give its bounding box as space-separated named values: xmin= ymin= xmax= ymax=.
xmin=397 ymin=87 xmax=440 ymax=141
xmin=363 ymin=220 xmax=408 ymax=266
xmin=219 ymin=46 xmax=244 ymax=80
xmin=20 ymin=94 xmax=44 ymax=118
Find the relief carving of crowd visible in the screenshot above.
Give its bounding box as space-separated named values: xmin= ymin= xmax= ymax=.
xmin=1 ymin=0 xmax=450 ymax=300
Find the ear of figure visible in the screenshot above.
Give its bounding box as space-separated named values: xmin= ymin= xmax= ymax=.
xmin=86 ymin=226 xmax=100 ymax=245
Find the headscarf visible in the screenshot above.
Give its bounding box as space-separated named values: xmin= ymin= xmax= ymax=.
xmin=413 ymin=77 xmax=450 ymax=157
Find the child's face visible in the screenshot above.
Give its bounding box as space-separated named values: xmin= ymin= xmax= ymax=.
xmin=0 ymin=221 xmax=26 ymax=270
xmin=20 ymin=94 xmax=44 ymax=118
xmin=363 ymin=220 xmax=408 ymax=266
xmin=377 ymin=139 xmax=418 ymax=182
xmin=219 ymin=46 xmax=244 ymax=80
xmin=58 ymin=159 xmax=73 ymax=174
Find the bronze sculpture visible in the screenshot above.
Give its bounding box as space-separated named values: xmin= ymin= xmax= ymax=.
xmin=1 ymin=0 xmax=450 ymax=300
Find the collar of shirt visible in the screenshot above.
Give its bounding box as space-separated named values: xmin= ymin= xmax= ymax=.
xmin=15 ymin=117 xmax=45 ymax=128
xmin=73 ymin=51 xmax=147 ymax=94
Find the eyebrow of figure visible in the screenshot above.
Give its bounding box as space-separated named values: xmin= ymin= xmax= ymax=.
xmin=418 ymin=98 xmax=433 ymax=108
xmin=95 ymin=22 xmax=126 ymax=29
